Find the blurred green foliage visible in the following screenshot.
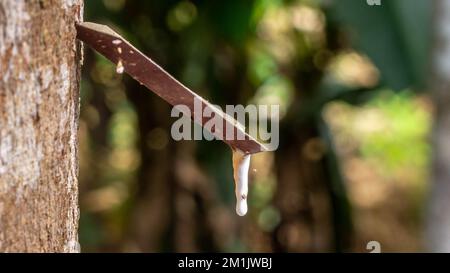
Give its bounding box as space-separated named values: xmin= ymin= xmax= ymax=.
xmin=329 ymin=0 xmax=431 ymax=89
xmin=79 ymin=0 xmax=432 ymax=252
xmin=361 ymin=91 xmax=430 ymax=174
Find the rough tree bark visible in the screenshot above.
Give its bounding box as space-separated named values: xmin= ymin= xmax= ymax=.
xmin=0 ymin=0 xmax=83 ymax=252
xmin=427 ymin=0 xmax=450 ymax=253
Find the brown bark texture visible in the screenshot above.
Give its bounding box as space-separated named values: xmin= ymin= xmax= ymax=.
xmin=0 ymin=0 xmax=83 ymax=252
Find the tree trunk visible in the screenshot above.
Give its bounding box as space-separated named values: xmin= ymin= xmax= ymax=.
xmin=0 ymin=0 xmax=83 ymax=252
xmin=427 ymin=0 xmax=450 ymax=252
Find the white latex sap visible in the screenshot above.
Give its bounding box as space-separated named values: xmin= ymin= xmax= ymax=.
xmin=232 ymin=149 xmax=251 ymax=216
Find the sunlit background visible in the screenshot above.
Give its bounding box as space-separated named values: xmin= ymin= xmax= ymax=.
xmin=78 ymin=0 xmax=432 ymax=252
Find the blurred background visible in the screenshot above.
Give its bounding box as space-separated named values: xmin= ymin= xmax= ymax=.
xmin=78 ymin=0 xmax=437 ymax=252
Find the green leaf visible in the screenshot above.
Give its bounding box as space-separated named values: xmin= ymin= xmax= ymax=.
xmin=206 ymin=0 xmax=257 ymax=43
xmin=327 ymin=0 xmax=431 ymax=90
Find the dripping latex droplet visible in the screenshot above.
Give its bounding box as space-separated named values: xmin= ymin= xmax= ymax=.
xmin=116 ymin=60 xmax=124 ymax=74
xmin=232 ymin=149 xmax=251 ymax=216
